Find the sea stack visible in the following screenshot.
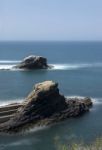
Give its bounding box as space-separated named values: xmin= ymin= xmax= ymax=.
xmin=0 ymin=81 xmax=92 ymax=133
xmin=15 ymin=55 xmax=50 ymax=69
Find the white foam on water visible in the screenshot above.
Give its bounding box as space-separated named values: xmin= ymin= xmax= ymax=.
xmin=66 ymin=95 xmax=85 ymax=99
xmin=25 ymin=126 xmax=48 ymax=134
xmin=50 ymin=64 xmax=80 ymax=70
xmin=0 ymin=65 xmax=15 ymax=70
xmin=0 ymin=60 xmax=21 ymax=71
xmin=8 ymin=139 xmax=31 ymax=146
xmin=92 ymin=97 xmax=102 ymax=105
xmin=0 ymin=98 xmax=24 ymax=106
xmin=0 ymin=61 xmax=102 ymax=71
xmin=0 ymin=65 xmax=25 ymax=71
xmin=50 ymin=63 xmax=102 ymax=70
xmin=0 ymin=139 xmax=31 ymax=149
xmin=0 ymin=60 xmax=21 ymax=64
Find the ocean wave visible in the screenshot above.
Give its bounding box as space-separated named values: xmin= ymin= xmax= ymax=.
xmin=0 ymin=139 xmax=31 ymax=149
xmin=92 ymin=98 xmax=102 ymax=105
xmin=0 ymin=60 xmax=20 ymax=64
xmin=0 ymin=60 xmax=21 ymax=71
xmin=0 ymin=98 xmax=24 ymax=106
xmin=25 ymin=126 xmax=48 ymax=134
xmin=0 ymin=62 xmax=102 ymax=71
xmin=8 ymin=139 xmax=31 ymax=146
xmin=50 ymin=63 xmax=102 ymax=70
xmin=66 ymin=95 xmax=85 ymax=99
xmin=50 ymin=64 xmax=79 ymax=70
xmin=0 ymin=65 xmax=16 ymax=70
xmin=0 ymin=65 xmax=25 ymax=71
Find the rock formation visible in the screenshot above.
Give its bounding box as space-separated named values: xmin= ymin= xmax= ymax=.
xmin=0 ymin=81 xmax=92 ymax=133
xmin=15 ymin=55 xmax=50 ymax=69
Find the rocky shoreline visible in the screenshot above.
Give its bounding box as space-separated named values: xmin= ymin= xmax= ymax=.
xmin=0 ymin=81 xmax=92 ymax=133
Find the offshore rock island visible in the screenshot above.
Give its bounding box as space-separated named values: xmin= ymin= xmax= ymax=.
xmin=15 ymin=55 xmax=52 ymax=69
xmin=0 ymin=81 xmax=92 ymax=133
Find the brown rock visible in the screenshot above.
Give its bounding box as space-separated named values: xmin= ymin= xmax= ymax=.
xmin=0 ymin=81 xmax=92 ymax=133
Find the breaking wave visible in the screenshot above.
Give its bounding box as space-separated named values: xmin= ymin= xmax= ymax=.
xmin=0 ymin=60 xmax=20 ymax=64
xmin=0 ymin=98 xmax=24 ymax=106
xmin=50 ymin=63 xmax=102 ymax=70
xmin=0 ymin=65 xmax=16 ymax=70
xmin=92 ymin=97 xmax=102 ymax=105
xmin=25 ymin=126 xmax=48 ymax=134
xmin=0 ymin=60 xmax=102 ymax=71
xmin=0 ymin=60 xmax=20 ymax=71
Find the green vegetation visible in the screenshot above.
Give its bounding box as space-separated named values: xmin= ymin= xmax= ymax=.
xmin=54 ymin=136 xmax=102 ymax=150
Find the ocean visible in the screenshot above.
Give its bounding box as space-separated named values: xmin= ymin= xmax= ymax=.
xmin=0 ymin=41 xmax=102 ymax=150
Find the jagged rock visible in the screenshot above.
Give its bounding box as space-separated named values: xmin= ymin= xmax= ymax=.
xmin=0 ymin=81 xmax=92 ymax=133
xmin=83 ymin=97 xmax=93 ymax=107
xmin=66 ymin=97 xmax=92 ymax=108
xmin=15 ymin=55 xmax=50 ymax=69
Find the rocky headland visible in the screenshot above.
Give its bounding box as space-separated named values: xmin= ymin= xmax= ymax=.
xmin=0 ymin=81 xmax=92 ymax=133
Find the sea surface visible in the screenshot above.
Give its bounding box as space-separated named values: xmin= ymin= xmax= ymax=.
xmin=0 ymin=41 xmax=102 ymax=150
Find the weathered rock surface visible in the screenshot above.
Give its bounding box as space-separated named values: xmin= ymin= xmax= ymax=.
xmin=15 ymin=55 xmax=50 ymax=69
xmin=0 ymin=81 xmax=92 ymax=133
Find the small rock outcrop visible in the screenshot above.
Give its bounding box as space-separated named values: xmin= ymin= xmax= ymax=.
xmin=15 ymin=55 xmax=49 ymax=69
xmin=0 ymin=81 xmax=92 ymax=133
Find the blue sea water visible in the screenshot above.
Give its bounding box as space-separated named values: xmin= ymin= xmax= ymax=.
xmin=0 ymin=41 xmax=102 ymax=149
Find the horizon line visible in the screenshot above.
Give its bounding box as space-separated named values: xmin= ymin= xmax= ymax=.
xmin=0 ymin=40 xmax=102 ymax=42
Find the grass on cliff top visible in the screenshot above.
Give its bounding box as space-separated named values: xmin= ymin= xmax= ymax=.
xmin=54 ymin=136 xmax=102 ymax=150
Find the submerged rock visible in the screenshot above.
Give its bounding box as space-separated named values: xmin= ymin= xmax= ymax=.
xmin=0 ymin=81 xmax=92 ymax=133
xmin=15 ymin=55 xmax=50 ymax=69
